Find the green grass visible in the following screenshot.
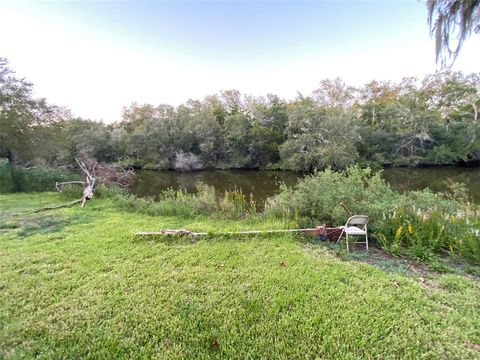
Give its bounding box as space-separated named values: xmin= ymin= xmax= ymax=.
xmin=1 ymin=193 xmax=480 ymax=359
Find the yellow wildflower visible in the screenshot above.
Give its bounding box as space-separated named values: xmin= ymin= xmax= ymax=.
xmin=395 ymin=226 xmax=403 ymax=240
xmin=408 ymin=223 xmax=414 ymax=234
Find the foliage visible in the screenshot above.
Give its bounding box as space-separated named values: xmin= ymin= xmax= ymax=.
xmin=376 ymin=205 xmax=480 ymax=265
xmin=113 ymin=183 xmax=256 ymax=219
xmin=265 ymin=165 xmax=400 ymax=226
xmin=0 ymin=159 xmax=75 ymax=193
xmin=280 ymin=99 xmax=359 ymax=170
xmin=0 ymin=58 xmax=68 ymax=164
xmin=0 ymin=158 xmax=14 ymax=193
xmin=2 ymin=58 xmax=479 ymax=171
xmin=173 ymin=151 xmax=204 ymax=171
xmin=265 ymin=165 xmax=479 ymax=264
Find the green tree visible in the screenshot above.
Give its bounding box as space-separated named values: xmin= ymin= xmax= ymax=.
xmin=280 ymin=97 xmax=359 ymax=171
xmin=243 ymin=94 xmax=287 ymax=167
xmin=421 ymin=72 xmax=480 ymax=163
xmin=356 ymin=80 xmax=402 ymax=164
xmin=224 ymin=113 xmax=252 ymax=168
xmin=65 ymin=119 xmax=118 ymax=162
xmin=0 ymin=58 xmax=67 ymax=164
xmin=190 ymin=109 xmax=224 ymax=166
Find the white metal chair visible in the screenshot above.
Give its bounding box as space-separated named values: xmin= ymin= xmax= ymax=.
xmin=337 ymin=215 xmax=369 ymax=251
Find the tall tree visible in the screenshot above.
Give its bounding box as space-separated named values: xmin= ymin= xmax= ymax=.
xmin=0 ymin=58 xmax=67 ymax=164
xmin=280 ymin=97 xmax=359 ymax=171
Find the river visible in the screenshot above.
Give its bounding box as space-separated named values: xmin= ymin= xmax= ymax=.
xmin=131 ymin=166 xmax=480 ymax=204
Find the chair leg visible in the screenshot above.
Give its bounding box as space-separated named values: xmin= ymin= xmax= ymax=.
xmin=365 ymin=225 xmax=368 ymax=250
xmin=346 ymin=233 xmax=349 ymax=251
xmin=336 ymin=229 xmax=344 ymax=244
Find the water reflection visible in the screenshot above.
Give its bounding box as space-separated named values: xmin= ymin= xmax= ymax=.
xmin=381 ymin=167 xmax=480 ymax=202
xmin=131 ymin=167 xmax=480 ymax=204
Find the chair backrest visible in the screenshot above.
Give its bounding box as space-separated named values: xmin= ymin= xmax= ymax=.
xmin=346 ymin=215 xmax=369 ymax=227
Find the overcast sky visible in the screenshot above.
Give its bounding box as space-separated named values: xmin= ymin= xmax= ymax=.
xmin=1 ymin=1 xmax=479 ymax=123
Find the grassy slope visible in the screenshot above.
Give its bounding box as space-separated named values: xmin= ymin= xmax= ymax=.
xmin=1 ymin=193 xmax=479 ymax=359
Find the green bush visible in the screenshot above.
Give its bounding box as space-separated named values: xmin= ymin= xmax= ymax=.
xmin=264 ymin=165 xmax=479 ymax=264
xmin=0 ymin=160 xmax=76 ymax=193
xmin=264 ymin=165 xmax=401 ymax=228
xmin=0 ymin=159 xmax=14 ymax=193
xmin=113 ymin=188 xmax=202 ymax=218
xmin=219 ymin=188 xmax=256 ymax=218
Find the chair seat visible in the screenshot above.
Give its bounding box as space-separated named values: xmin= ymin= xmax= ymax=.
xmin=338 ymin=215 xmax=369 ymax=251
xmin=340 ymin=225 xmax=366 ymax=235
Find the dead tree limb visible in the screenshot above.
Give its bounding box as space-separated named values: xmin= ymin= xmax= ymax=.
xmin=340 ymin=202 xmax=353 ymax=217
xmin=52 ymin=159 xmax=96 ymax=208
xmin=136 ymin=228 xmax=320 ymax=237
xmin=32 ymin=159 xmax=97 ymax=213
xmin=32 ymin=199 xmax=83 ymax=213
xmin=75 ymin=158 xmax=96 ymax=207
xmin=55 ymin=181 xmax=85 ymax=192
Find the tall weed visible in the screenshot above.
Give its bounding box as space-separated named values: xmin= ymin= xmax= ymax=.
xmin=112 ymin=182 xmax=256 ymax=218
xmin=264 ymin=165 xmax=479 ymax=264
xmin=378 ymin=206 xmax=480 ymax=264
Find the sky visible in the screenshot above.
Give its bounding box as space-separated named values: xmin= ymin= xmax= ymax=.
xmin=1 ymin=1 xmax=479 ymax=123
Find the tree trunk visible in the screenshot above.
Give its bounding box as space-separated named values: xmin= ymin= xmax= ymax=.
xmin=54 ymin=159 xmax=96 ymax=208
xmin=75 ymin=159 xmax=96 ymax=207
xmin=6 ymin=149 xmax=17 ymax=166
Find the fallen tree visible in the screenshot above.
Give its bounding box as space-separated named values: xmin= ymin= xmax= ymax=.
xmin=32 ymin=199 xmax=83 ymax=213
xmin=77 ymin=158 xmax=95 ymax=207
xmin=135 ymin=226 xmax=343 ymax=240
xmin=55 ymin=158 xmax=96 ymax=208
xmin=49 ymin=159 xmax=134 ymax=212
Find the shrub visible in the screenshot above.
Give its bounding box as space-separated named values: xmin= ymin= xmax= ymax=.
xmin=0 ymin=159 xmax=14 ymax=193
xmin=219 ymin=188 xmax=256 ymax=218
xmin=194 ymin=183 xmax=218 ymax=213
xmin=112 ymin=188 xmax=202 ymax=217
xmin=264 ymin=165 xmax=401 ymax=228
xmin=0 ymin=160 xmax=76 ymax=193
xmin=264 ymin=165 xmax=479 ymax=264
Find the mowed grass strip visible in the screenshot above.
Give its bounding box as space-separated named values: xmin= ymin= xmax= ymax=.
xmin=1 ymin=193 xmax=479 ymax=359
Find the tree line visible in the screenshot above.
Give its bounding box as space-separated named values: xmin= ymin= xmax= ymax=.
xmin=1 ymin=58 xmax=479 ymax=171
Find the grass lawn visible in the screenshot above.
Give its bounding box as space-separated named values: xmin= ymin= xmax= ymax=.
xmin=1 ymin=193 xmax=479 ymax=359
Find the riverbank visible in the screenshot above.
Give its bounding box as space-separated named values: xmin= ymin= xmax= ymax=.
xmin=131 ymin=166 xmax=480 ymax=204
xmin=1 ymin=192 xmax=480 ymax=358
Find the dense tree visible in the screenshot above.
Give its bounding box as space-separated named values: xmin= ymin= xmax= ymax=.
xmin=66 ymin=119 xmax=119 ymax=162
xmin=189 ymin=109 xmax=224 ymax=166
xmin=280 ymin=97 xmax=359 ymax=171
xmin=223 ymin=113 xmax=252 ymax=168
xmin=0 ymin=58 xmax=68 ymax=164
xmin=1 ymin=59 xmax=479 ymax=171
xmin=421 ymin=72 xmax=480 ymax=163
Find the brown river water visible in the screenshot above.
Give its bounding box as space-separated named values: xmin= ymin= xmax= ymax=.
xmin=131 ymin=166 xmax=480 ymax=205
